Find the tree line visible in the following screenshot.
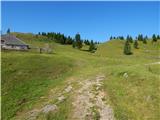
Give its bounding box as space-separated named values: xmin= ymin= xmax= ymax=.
xmin=38 ymin=32 xmax=98 ymax=52
xmin=123 ymin=34 xmax=159 ymax=55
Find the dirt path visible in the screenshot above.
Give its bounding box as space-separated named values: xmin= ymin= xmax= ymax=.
xmin=15 ymin=75 xmax=115 ymax=120
xmin=71 ymin=75 xmax=115 ymax=120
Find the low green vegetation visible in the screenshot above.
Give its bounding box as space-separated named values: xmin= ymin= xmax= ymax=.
xmin=2 ymin=32 xmax=160 ymax=120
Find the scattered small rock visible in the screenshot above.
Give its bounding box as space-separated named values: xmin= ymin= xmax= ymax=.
xmin=65 ymin=85 xmax=72 ymax=93
xmin=41 ymin=104 xmax=57 ymax=114
xmin=145 ymin=95 xmax=151 ymax=102
xmin=96 ymin=87 xmax=100 ymax=90
xmin=123 ymin=72 xmax=128 ymax=78
xmin=40 ymin=96 xmax=45 ymax=99
xmin=58 ymin=95 xmax=65 ymax=102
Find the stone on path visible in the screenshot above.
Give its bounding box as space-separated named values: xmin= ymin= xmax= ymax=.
xmin=65 ymin=85 xmax=72 ymax=93
xmin=58 ymin=95 xmax=65 ymax=102
xmin=41 ymin=104 xmax=58 ymax=114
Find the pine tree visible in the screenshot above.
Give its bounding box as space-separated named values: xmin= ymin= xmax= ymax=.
xmin=157 ymin=35 xmax=160 ymax=39
xmin=110 ymin=36 xmax=112 ymax=40
xmin=7 ymin=28 xmax=10 ymax=34
xmin=152 ymin=34 xmax=157 ymax=42
xmin=134 ymin=40 xmax=139 ymax=49
xmin=143 ymin=36 xmax=147 ymax=44
xmin=42 ymin=32 xmax=46 ymax=36
xmin=126 ymin=35 xmax=133 ymax=43
xmin=138 ymin=34 xmax=143 ymax=41
xmin=66 ymin=36 xmax=73 ymax=44
xmin=129 ymin=36 xmax=133 ymax=43
xmin=124 ymin=40 xmax=132 ymax=55
xmin=119 ymin=36 xmax=124 ymax=40
xmin=89 ymin=40 xmax=97 ymax=52
xmin=75 ymin=33 xmax=82 ymax=49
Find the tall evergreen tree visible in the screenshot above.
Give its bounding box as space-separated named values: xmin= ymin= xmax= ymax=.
xmin=89 ymin=40 xmax=97 ymax=52
xmin=126 ymin=35 xmax=133 ymax=43
xmin=7 ymin=28 xmax=10 ymax=34
xmin=134 ymin=40 xmax=139 ymax=49
xmin=66 ymin=36 xmax=73 ymax=44
xmin=143 ymin=36 xmax=148 ymax=44
xmin=138 ymin=34 xmax=143 ymax=41
xmin=152 ymin=34 xmax=157 ymax=42
xmin=157 ymin=35 xmax=160 ymax=39
xmin=119 ymin=36 xmax=124 ymax=40
xmin=42 ymin=32 xmax=46 ymax=36
xmin=124 ymin=40 xmax=132 ymax=55
xmin=75 ymin=33 xmax=82 ymax=49
xmin=110 ymin=36 xmax=113 ymax=40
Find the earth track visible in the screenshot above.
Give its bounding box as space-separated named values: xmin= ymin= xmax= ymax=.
xmin=71 ymin=75 xmax=115 ymax=120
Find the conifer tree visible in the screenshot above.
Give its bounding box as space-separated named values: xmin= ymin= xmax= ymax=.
xmin=89 ymin=40 xmax=97 ymax=52
xmin=110 ymin=36 xmax=112 ymax=40
xmin=75 ymin=33 xmax=82 ymax=49
xmin=138 ymin=34 xmax=143 ymax=41
xmin=124 ymin=40 xmax=132 ymax=55
xmin=7 ymin=28 xmax=10 ymax=34
xmin=126 ymin=35 xmax=133 ymax=43
xmin=143 ymin=36 xmax=147 ymax=44
xmin=152 ymin=34 xmax=157 ymax=42
xmin=134 ymin=40 xmax=139 ymax=49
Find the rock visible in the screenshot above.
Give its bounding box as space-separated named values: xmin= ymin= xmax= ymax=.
xmin=65 ymin=85 xmax=72 ymax=93
xmin=96 ymin=87 xmax=100 ymax=90
xmin=41 ymin=104 xmax=57 ymax=114
xmin=123 ymin=73 xmax=128 ymax=78
xmin=97 ymin=83 xmax=102 ymax=87
xmin=58 ymin=95 xmax=65 ymax=102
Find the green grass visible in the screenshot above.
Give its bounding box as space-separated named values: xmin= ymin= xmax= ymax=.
xmin=2 ymin=33 xmax=160 ymax=120
xmin=1 ymin=51 xmax=75 ymax=120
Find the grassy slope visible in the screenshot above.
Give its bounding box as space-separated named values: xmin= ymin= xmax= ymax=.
xmin=2 ymin=52 xmax=76 ymax=119
xmin=2 ymin=33 xmax=160 ymax=120
xmin=96 ymin=40 xmax=160 ymax=120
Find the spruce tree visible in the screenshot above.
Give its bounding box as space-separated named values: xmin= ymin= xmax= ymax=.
xmin=126 ymin=35 xmax=133 ymax=43
xmin=134 ymin=40 xmax=139 ymax=49
xmin=110 ymin=36 xmax=112 ymax=40
xmin=157 ymin=35 xmax=160 ymax=39
xmin=138 ymin=34 xmax=143 ymax=41
xmin=143 ymin=36 xmax=147 ymax=44
xmin=7 ymin=28 xmax=10 ymax=34
xmin=152 ymin=34 xmax=157 ymax=42
xmin=124 ymin=40 xmax=132 ymax=55
xmin=89 ymin=40 xmax=97 ymax=52
xmin=75 ymin=33 xmax=82 ymax=49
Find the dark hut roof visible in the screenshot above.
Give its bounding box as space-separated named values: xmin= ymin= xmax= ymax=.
xmin=1 ymin=34 xmax=28 ymax=46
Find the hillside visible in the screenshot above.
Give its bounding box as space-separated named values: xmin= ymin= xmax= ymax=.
xmin=2 ymin=33 xmax=160 ymax=120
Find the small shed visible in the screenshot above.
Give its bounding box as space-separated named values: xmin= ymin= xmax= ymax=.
xmin=1 ymin=34 xmax=29 ymax=50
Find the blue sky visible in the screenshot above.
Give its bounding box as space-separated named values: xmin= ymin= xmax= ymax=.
xmin=1 ymin=1 xmax=160 ymax=42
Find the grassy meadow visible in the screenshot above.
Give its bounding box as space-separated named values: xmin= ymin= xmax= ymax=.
xmin=1 ymin=33 xmax=160 ymax=120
